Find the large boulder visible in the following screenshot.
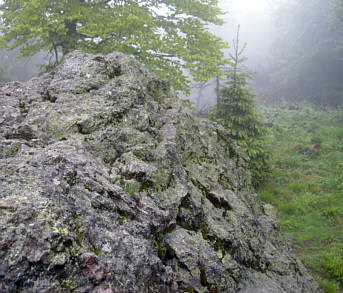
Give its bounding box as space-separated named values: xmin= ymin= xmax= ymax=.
xmin=0 ymin=51 xmax=321 ymax=292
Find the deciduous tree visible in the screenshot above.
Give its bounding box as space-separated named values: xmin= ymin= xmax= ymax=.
xmin=0 ymin=0 xmax=228 ymax=93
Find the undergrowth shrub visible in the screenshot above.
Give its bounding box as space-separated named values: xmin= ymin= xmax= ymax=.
xmin=315 ymin=277 xmax=340 ymax=293
xmin=321 ymin=247 xmax=343 ymax=285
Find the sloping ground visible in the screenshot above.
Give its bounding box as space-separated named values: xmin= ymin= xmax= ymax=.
xmin=0 ymin=51 xmax=321 ymax=292
xmin=259 ymin=103 xmax=343 ymax=293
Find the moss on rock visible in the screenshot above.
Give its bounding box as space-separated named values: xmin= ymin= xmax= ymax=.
xmin=0 ymin=51 xmax=322 ymax=293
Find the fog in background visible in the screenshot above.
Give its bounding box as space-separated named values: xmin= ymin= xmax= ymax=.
xmin=216 ymin=0 xmax=272 ymax=74
xmin=0 ymin=49 xmax=48 ymax=82
xmin=189 ymin=0 xmax=273 ymax=110
xmin=191 ymin=0 xmax=343 ymax=109
xmin=1 ymin=0 xmax=342 ymax=107
xmin=1 ymin=0 xmax=274 ymax=93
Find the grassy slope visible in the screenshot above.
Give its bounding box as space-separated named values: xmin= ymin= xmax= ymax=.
xmin=258 ymin=102 xmax=343 ymax=293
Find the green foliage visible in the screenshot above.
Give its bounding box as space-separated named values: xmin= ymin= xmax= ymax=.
xmin=322 ymin=246 xmax=343 ymax=285
xmin=211 ymin=26 xmax=270 ymax=186
xmin=315 ymin=276 xmax=340 ymax=293
xmin=121 ymin=181 xmax=140 ymax=197
xmin=257 ymin=102 xmax=343 ymax=292
xmin=0 ymin=0 xmax=228 ymax=93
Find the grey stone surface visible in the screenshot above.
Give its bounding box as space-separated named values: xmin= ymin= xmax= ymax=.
xmin=0 ymin=51 xmax=321 ymax=292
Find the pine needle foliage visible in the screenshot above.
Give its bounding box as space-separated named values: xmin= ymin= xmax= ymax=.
xmin=212 ymin=26 xmax=270 ymax=186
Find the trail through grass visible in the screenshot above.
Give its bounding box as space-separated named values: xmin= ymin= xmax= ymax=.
xmin=258 ymin=102 xmax=343 ymax=293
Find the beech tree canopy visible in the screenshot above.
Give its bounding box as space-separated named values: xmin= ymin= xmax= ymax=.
xmin=0 ymin=0 xmax=228 ymax=93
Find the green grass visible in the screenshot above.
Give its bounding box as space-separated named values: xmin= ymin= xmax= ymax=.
xmin=121 ymin=180 xmax=140 ymax=197
xmin=258 ymin=102 xmax=343 ymax=292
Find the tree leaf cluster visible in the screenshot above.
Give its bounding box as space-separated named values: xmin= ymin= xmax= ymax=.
xmin=0 ymin=0 xmax=228 ymax=93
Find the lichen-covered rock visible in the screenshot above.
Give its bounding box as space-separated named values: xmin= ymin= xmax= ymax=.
xmin=0 ymin=51 xmax=321 ymax=292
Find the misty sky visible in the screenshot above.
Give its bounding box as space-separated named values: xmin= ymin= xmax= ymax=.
xmin=216 ymin=0 xmax=273 ymax=71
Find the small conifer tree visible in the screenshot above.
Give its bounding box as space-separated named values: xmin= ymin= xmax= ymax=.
xmin=212 ymin=26 xmax=270 ymax=186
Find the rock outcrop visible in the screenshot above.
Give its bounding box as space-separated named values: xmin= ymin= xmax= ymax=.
xmin=0 ymin=51 xmax=321 ymax=292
